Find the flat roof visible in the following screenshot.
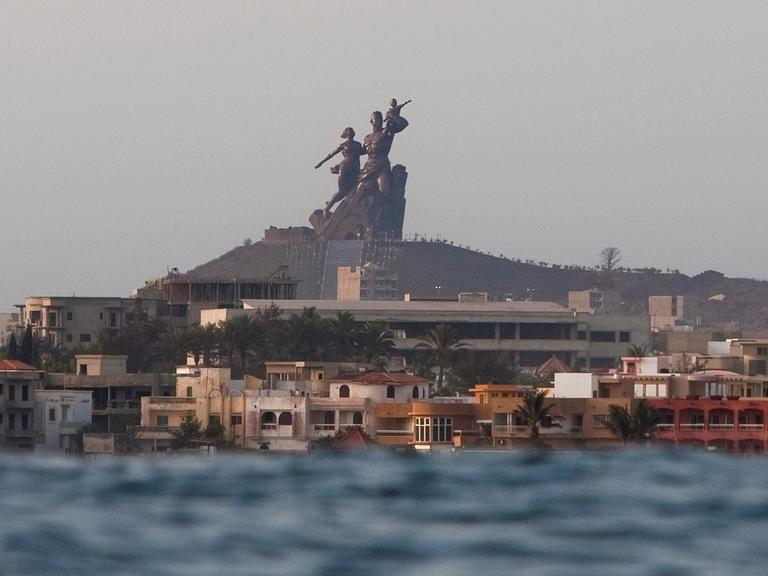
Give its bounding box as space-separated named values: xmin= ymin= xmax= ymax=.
xmin=242 ymin=299 xmax=571 ymax=315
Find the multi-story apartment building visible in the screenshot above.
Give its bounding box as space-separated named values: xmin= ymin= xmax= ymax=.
xmin=0 ymin=360 xmax=44 ymax=450
xmin=46 ymin=355 xmax=176 ymax=432
xmin=202 ymin=297 xmax=650 ymax=370
xmin=33 ymin=389 xmax=92 ymax=454
xmin=0 ymin=313 xmax=20 ymax=347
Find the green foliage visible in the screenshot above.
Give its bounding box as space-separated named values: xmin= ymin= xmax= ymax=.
xmin=19 ymin=325 xmax=35 ymax=365
xmin=7 ymin=333 xmax=19 ymax=360
xmin=204 ymin=421 xmax=225 ymax=442
xmin=170 ymin=415 xmax=204 ymax=449
xmin=627 ymin=344 xmax=648 ymax=357
xmin=513 ymin=389 xmax=563 ymax=443
xmin=604 ymin=400 xmax=660 ymax=443
xmin=415 ymin=324 xmax=469 ymax=388
xmin=448 ymin=350 xmax=520 ymax=393
xmin=356 ymin=322 xmax=395 ymax=365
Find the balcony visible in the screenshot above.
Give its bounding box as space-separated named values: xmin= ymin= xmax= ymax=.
xmin=312 ymin=424 xmax=336 ymax=432
xmin=739 ymin=423 xmax=765 ymax=431
xmin=709 ymin=423 xmax=735 ymax=430
xmin=493 ymin=425 xmax=528 ymax=435
xmin=59 ymin=421 xmax=85 ymax=433
xmin=679 ymin=423 xmax=705 ymax=430
xmin=656 ymin=423 xmax=675 ymax=430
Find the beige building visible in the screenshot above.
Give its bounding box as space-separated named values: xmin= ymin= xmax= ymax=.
xmin=0 ymin=360 xmax=44 ymax=450
xmin=337 ymin=264 xmax=399 ymax=301
xmin=0 ymin=313 xmax=19 ymax=347
xmin=202 ymin=298 xmax=650 ymax=370
xmin=649 ymin=295 xmax=686 ymax=330
xmin=46 ymin=355 xmax=176 ymax=432
xmin=568 ymin=289 xmax=620 ymax=314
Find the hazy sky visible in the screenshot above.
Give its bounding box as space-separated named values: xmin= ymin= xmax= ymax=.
xmin=3 ymin=1 xmax=767 ymax=311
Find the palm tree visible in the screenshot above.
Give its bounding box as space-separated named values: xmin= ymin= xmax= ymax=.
xmin=357 ymin=322 xmax=395 ymax=365
xmin=217 ymin=316 xmax=264 ymax=377
xmin=415 ymin=324 xmax=468 ymax=389
xmin=604 ymin=399 xmax=660 ymax=444
xmin=329 ymin=311 xmax=360 ymax=361
xmin=283 ymin=307 xmax=332 ymax=361
xmin=513 ymin=389 xmax=562 ymax=445
xmin=627 ymin=343 xmax=648 ymax=357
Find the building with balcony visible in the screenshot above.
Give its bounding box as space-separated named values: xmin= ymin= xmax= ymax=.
xmin=202 ymin=298 xmax=650 ymax=370
xmin=33 ymin=390 xmax=92 ymax=454
xmin=46 ymin=355 xmax=176 ymax=433
xmin=0 ymin=360 xmax=44 ymax=450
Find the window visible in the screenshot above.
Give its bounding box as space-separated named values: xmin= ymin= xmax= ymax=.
xmin=8 ymin=413 xmax=15 ymax=430
xmin=66 ymin=312 xmax=73 ymax=321
xmin=412 ymin=386 xmax=420 ymax=399
xmin=79 ymin=364 xmax=88 ymax=375
xmin=339 ymin=385 xmax=350 ymax=398
xmin=186 ymin=386 xmax=193 ymax=398
xmin=21 ymin=414 xmax=29 ymax=431
xmin=47 ymin=312 xmax=57 ymax=327
xmin=324 ymin=411 xmax=335 ymax=425
xmin=21 ymin=385 xmax=28 ymax=402
xmin=261 ymin=412 xmax=276 ymax=429
xmin=109 ymin=312 xmax=117 ymax=328
xmin=156 ymin=415 xmax=168 ymax=427
xmin=209 ymin=415 xmax=221 ymax=427
xmin=0 ymin=414 xmax=3 ymax=425
xmin=61 ymin=405 xmax=69 ymax=421
xmin=49 ymin=408 xmax=56 ymax=422
xmin=231 ymin=414 xmax=242 ymax=425
xmin=590 ymin=331 xmax=616 ymax=343
xmin=577 ymin=330 xmax=587 ymax=340
xmin=30 ymin=311 xmax=41 ymax=324
xmin=99 ymin=313 xmax=104 ymax=320
xmin=8 ymin=385 xmax=15 ymax=401
xmin=79 ymin=333 xmax=91 ymax=344
xmin=599 ymin=387 xmax=610 ymax=399
xmin=758 ymin=347 xmax=768 ymax=356
xmin=353 ymin=412 xmax=363 ymax=425
xmin=386 ymin=385 xmax=395 ymax=399
xmin=415 ymin=417 xmax=452 ymax=443
xmin=317 ymin=372 xmax=323 ymax=380
xmin=619 ymin=332 xmax=630 ymax=343
xmin=278 ymin=412 xmax=293 ymax=426
xmin=66 ymin=334 xmax=73 ymax=343
xmin=593 ymin=414 xmax=607 ymax=428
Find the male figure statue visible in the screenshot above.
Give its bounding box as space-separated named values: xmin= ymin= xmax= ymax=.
xmin=315 ymin=127 xmax=364 ymax=215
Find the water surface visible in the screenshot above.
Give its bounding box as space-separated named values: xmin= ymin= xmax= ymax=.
xmin=0 ymin=449 xmax=765 ymax=575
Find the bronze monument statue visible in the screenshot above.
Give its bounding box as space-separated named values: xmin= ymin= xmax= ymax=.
xmin=314 ymin=127 xmax=364 ymax=216
xmin=310 ymin=98 xmax=410 ymax=241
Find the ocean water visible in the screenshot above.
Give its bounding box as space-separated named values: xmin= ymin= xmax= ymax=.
xmin=0 ymin=449 xmax=766 ymax=576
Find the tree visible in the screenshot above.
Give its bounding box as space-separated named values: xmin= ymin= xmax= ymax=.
xmin=415 ymin=324 xmax=468 ymax=389
xmin=170 ymin=415 xmax=204 ymax=449
xmin=604 ymin=400 xmax=660 ymax=444
xmin=448 ymin=350 xmax=520 ymax=393
xmin=217 ymin=316 xmax=265 ymax=377
xmin=513 ymin=389 xmax=562 ymax=444
xmin=674 ymin=352 xmax=706 ymax=374
xmin=627 ymin=344 xmax=648 ymax=357
xmin=329 ymin=311 xmax=360 ymax=361
xmin=19 ymin=325 xmax=35 ymax=365
xmin=356 ymin=322 xmax=395 ymax=365
xmin=599 ymin=247 xmax=622 ymax=271
xmin=7 ymin=332 xmax=18 ymax=360
xmin=282 ymin=307 xmax=332 ymax=361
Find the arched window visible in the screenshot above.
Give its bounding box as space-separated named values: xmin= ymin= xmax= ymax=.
xmin=324 ymin=411 xmax=335 ymax=425
xmin=412 ymin=386 xmax=420 ymax=399
xmin=262 ymin=411 xmax=276 ymax=423
xmin=261 ymin=411 xmax=276 ymax=430
xmin=386 ymin=385 xmax=395 ymax=399
xmin=353 ymin=412 xmax=363 ymax=426
xmin=278 ymin=412 xmax=293 ymax=426
xmin=339 ymin=385 xmax=350 ymax=398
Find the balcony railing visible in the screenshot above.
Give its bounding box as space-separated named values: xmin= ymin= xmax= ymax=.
xmin=493 ymin=425 xmax=528 ymax=434
xmin=740 ymin=423 xmax=765 ymax=430
xmin=149 ymin=397 xmax=195 ymax=405
xmin=261 ymin=423 xmax=277 ymax=430
xmin=375 ymin=429 xmax=412 ymax=436
xmin=680 ymin=423 xmax=705 ymax=430
xmin=709 ymin=423 xmax=735 ymax=430
xmin=656 ymin=423 xmax=675 ymax=429
xmin=312 ymin=424 xmax=336 ymax=431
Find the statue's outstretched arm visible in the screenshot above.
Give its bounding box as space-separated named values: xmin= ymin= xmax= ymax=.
xmin=314 ymin=145 xmax=342 ymax=169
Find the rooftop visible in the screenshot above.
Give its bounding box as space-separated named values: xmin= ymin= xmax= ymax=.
xmin=0 ymin=360 xmax=36 ymax=371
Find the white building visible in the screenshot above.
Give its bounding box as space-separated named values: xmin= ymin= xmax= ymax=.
xmin=33 ymin=390 xmax=92 ymax=454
